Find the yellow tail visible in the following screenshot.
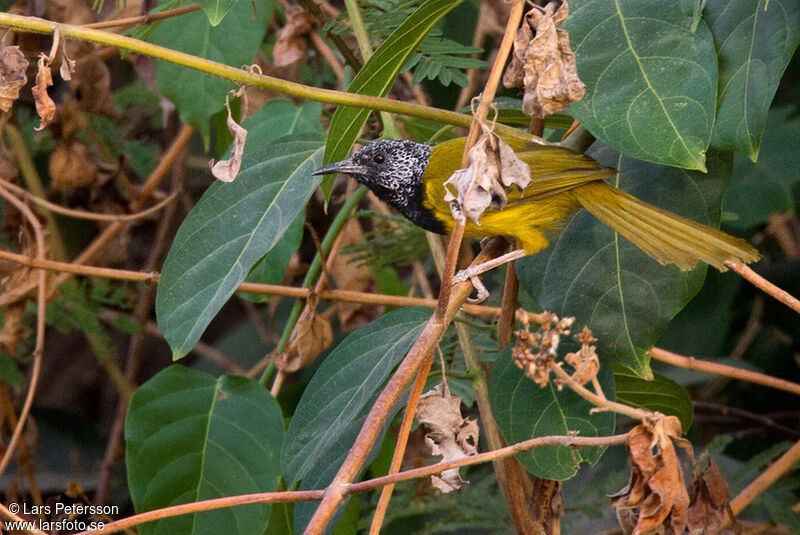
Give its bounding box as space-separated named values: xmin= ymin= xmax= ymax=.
xmin=572 ymin=182 xmax=759 ymax=271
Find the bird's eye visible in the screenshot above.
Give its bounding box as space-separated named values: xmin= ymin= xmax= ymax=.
xmin=373 ymin=154 xmax=385 ymax=164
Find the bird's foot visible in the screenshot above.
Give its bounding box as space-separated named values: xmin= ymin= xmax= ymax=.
xmin=452 ymin=249 xmax=526 ymax=304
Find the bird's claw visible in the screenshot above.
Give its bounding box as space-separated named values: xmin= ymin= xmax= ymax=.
xmin=466 ymin=276 xmax=490 ymax=303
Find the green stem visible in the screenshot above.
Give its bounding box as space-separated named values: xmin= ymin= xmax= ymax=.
xmin=0 ymin=12 xmax=535 ymax=145
xmin=259 ymin=185 xmax=369 ymax=386
xmin=343 ymin=0 xmax=401 ymax=139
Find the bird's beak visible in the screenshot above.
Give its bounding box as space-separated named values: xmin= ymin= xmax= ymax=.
xmin=311 ymin=159 xmax=368 ymax=177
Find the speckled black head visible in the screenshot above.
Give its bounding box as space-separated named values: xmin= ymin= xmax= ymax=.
xmin=312 ymin=140 xmax=445 ymax=233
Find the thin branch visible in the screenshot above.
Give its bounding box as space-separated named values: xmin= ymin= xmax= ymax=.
xmin=0 ymin=12 xmax=537 ymax=146
xmin=83 ymin=4 xmax=201 ymax=29
xmin=77 ymin=430 xmax=629 ymax=535
xmin=649 ymin=346 xmax=800 ymax=397
xmin=0 ymin=503 xmax=48 ymax=535
xmin=0 ymin=185 xmax=46 ymax=479
xmin=0 ymin=177 xmax=179 ymax=222
xmin=726 ymin=261 xmax=800 ymax=315
xmin=369 ymin=351 xmax=434 ymax=534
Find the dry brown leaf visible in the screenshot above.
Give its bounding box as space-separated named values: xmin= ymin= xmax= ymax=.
xmin=330 ymin=219 xmax=382 ymax=331
xmin=443 ymin=127 xmax=531 ymax=225
xmin=687 ymin=454 xmax=730 ymax=533
xmin=503 ymin=1 xmax=585 ymax=118
xmin=273 ymin=6 xmax=316 ymax=68
xmin=33 ymin=55 xmax=56 ymax=131
xmin=71 ymin=54 xmax=115 ymax=117
xmin=49 ymin=141 xmax=98 ymax=189
xmin=210 ymin=95 xmax=247 ymax=182
xmin=0 ymin=304 xmax=24 ymax=355
xmin=277 ymin=310 xmax=333 ymax=372
xmin=563 ymin=326 xmax=599 ymax=385
xmin=611 ymin=417 xmax=690 ymax=534
xmin=416 ymin=383 xmax=479 ymax=493
xmin=0 ymin=46 xmax=29 ymax=113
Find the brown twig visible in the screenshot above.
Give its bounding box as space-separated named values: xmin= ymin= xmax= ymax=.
xmin=0 ymin=248 xmax=505 ymax=316
xmin=83 ymin=4 xmax=202 ymax=30
xmin=309 ymin=31 xmax=344 ymax=82
xmin=0 ymin=503 xmax=48 ymax=535
xmin=497 ymin=259 xmax=519 ymax=348
xmin=368 ymin=351 xmax=434 ymax=534
xmin=726 ymin=438 xmax=800 ymax=525
xmin=692 ymin=401 xmax=800 ymax=438
xmin=0 ymin=185 xmax=46 ymax=479
xmin=726 ymin=261 xmax=800 ymax=315
xmin=0 ymin=177 xmax=180 ymax=222
xmin=649 ymin=346 xmax=800 ymax=397
xmin=77 ymin=430 xmax=629 ymax=535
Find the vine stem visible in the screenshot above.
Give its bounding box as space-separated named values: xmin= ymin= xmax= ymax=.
xmin=0 ymin=185 xmax=46 ymax=479
xmin=75 ymin=430 xmax=629 ymax=535
xmin=0 ymin=12 xmax=537 ymax=146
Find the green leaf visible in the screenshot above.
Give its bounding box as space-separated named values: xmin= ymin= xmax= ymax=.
xmin=125 ymin=365 xmax=283 ymax=535
xmin=240 ymin=211 xmax=304 ymax=303
xmin=705 ymin=0 xmax=800 ymax=159
xmin=149 ymin=0 xmax=273 ymax=144
xmin=195 ymin=0 xmax=238 ymax=26
xmin=281 ymin=307 xmax=431 ymax=531
xmin=320 ymin=0 xmax=464 ymax=199
xmin=723 ymin=105 xmax=800 ymax=229
xmin=612 ymin=364 xmax=693 ymax=430
xmin=489 ymin=347 xmax=616 ymax=481
xmin=564 ymin=0 xmax=717 ymax=170
xmin=156 ymin=135 xmax=324 ymax=359
xmin=516 ymin=146 xmax=734 ymax=376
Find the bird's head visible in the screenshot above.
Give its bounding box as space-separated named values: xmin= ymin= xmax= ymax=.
xmin=312 ymin=140 xmax=432 ymax=201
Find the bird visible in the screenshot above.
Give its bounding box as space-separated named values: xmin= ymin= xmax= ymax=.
xmin=312 ymin=137 xmax=759 ymax=273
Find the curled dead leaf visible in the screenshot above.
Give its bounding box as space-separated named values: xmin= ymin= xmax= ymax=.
xmin=33 ymin=55 xmax=56 ymax=131
xmin=0 ymin=304 xmax=24 ymax=355
xmin=0 ymin=46 xmax=29 ymax=113
xmin=273 ymin=6 xmax=316 ymax=68
xmin=503 ymin=1 xmax=585 ymax=118
xmin=49 ymin=141 xmax=98 ymax=189
xmin=611 ymin=417 xmax=691 ymax=534
xmin=277 ymin=310 xmax=333 ymax=372
xmin=416 ymin=383 xmax=478 ymax=493
xmin=563 ymin=326 xmax=599 ymax=386
xmin=330 ymin=219 xmax=382 ymax=332
xmin=443 ymin=126 xmax=531 ymax=225
xmin=687 ymin=454 xmax=730 ymax=534
xmin=210 ymin=95 xmax=248 ymax=183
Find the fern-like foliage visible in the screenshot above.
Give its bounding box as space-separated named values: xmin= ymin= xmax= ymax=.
xmin=324 ymin=0 xmax=486 ymax=87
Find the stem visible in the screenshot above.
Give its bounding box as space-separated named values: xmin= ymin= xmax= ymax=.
xmin=259 ymin=186 xmax=369 ymax=386
xmin=725 ymin=261 xmax=800 ymax=315
xmin=78 ymin=429 xmax=628 ymax=535
xmin=83 ymin=4 xmax=201 ymax=29
xmin=0 ymin=12 xmax=537 ymax=145
xmin=649 ymin=346 xmax=800 ymax=397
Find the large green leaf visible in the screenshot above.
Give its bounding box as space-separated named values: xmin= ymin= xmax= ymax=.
xmin=149 ymin=0 xmax=273 ymax=144
xmin=281 ymin=307 xmax=430 ymax=532
xmin=705 ymin=0 xmax=800 ymax=159
xmin=156 ymin=135 xmax=324 ymax=359
xmin=125 ymin=365 xmax=283 ymax=535
xmin=237 ymin=100 xmax=322 ymax=302
xmin=489 ymin=347 xmax=616 ymax=481
xmin=564 ymin=0 xmax=717 ymax=170
xmin=320 ymin=0 xmax=464 ymax=199
xmin=516 ymin=146 xmax=734 ymax=377
xmin=195 ymin=0 xmax=238 ymax=26
xmin=613 ymin=365 xmax=693 ymax=430
xmin=724 ymin=105 xmax=800 ymax=229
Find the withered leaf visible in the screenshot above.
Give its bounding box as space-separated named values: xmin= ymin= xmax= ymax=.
xmin=277 ymin=311 xmax=333 ymax=372
xmin=611 ymin=419 xmax=690 ymax=535
xmin=49 ymin=141 xmax=98 ymax=189
xmin=0 ymin=46 xmax=29 ymax=113
xmin=210 ymin=96 xmax=248 ymax=183
xmin=417 ymin=383 xmax=479 ymax=493
xmin=330 ymin=219 xmax=382 ymax=331
xmin=0 ymin=304 xmax=24 ymax=355
xmin=273 ymin=6 xmax=316 ymax=68
xmin=33 ymin=55 xmax=56 ymax=131
xmin=443 ymin=129 xmax=531 ymax=225
xmin=503 ymin=1 xmax=585 ymax=118
xmin=687 ymin=455 xmax=730 ymax=533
